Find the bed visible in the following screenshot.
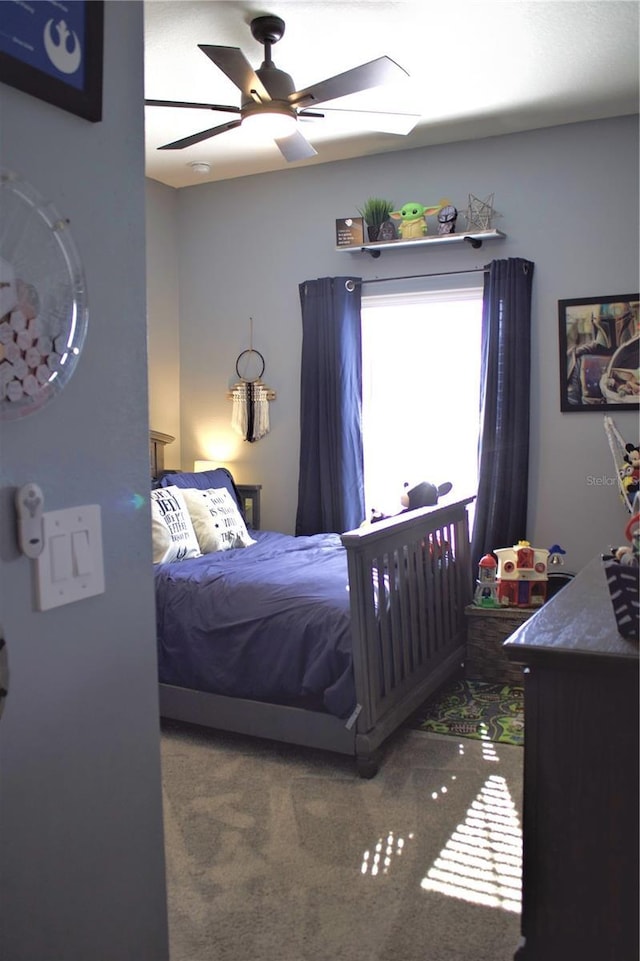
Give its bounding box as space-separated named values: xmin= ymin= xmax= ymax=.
xmin=152 ymin=465 xmax=473 ymax=776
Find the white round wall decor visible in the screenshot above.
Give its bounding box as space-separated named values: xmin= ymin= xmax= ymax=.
xmin=0 ymin=169 xmax=88 ymax=421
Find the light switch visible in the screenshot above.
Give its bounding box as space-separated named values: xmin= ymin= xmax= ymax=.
xmin=71 ymin=529 xmax=92 ymax=576
xmin=50 ymin=533 xmax=72 ymax=582
xmin=35 ymin=505 xmax=105 ymax=611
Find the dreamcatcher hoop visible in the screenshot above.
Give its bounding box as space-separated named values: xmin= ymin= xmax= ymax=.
xmin=235 ymin=348 xmax=265 ymax=383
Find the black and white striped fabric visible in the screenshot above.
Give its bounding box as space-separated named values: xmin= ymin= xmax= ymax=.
xmin=602 ymin=555 xmax=639 ymax=640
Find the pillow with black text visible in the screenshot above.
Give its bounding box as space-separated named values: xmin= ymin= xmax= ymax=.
xmin=150 ymin=486 xmax=201 ymax=563
xmin=181 ymin=487 xmax=256 ymax=553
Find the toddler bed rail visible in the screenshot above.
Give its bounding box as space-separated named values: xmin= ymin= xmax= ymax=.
xmin=159 ymin=497 xmax=473 ymax=777
xmin=343 ymin=497 xmax=473 ymax=775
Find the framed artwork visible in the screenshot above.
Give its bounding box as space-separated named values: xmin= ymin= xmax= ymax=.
xmin=0 ymin=1 xmax=103 ymax=122
xmin=558 ymin=294 xmax=639 ymax=412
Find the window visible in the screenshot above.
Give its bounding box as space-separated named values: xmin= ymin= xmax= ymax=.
xmin=361 ymin=286 xmax=483 ymax=521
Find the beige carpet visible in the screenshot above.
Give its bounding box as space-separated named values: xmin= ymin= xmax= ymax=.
xmin=161 ymin=722 xmax=524 ymax=961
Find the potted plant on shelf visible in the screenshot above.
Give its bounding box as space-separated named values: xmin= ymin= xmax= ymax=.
xmin=358 ymin=197 xmax=394 ymax=243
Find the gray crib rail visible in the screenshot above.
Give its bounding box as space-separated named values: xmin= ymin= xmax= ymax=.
xmin=341 ymin=498 xmax=474 ymax=759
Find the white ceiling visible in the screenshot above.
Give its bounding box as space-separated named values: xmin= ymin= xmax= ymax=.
xmin=144 ymin=0 xmax=639 ymax=189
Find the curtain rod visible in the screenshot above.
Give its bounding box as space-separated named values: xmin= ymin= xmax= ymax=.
xmin=345 ymin=266 xmax=487 ymax=291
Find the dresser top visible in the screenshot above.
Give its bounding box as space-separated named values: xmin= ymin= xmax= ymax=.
xmin=504 ymin=555 xmax=639 ymax=665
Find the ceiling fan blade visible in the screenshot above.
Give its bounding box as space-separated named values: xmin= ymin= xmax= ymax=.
xmin=289 ymin=56 xmax=408 ymax=108
xmin=300 ymin=107 xmax=420 ymax=136
xmin=198 ymin=44 xmax=271 ymax=102
xmin=158 ymin=118 xmax=242 ymax=150
xmin=145 ymin=99 xmax=240 ymax=116
xmin=274 ymin=128 xmax=318 ymax=163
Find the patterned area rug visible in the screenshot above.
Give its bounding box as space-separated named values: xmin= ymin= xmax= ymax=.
xmin=410 ymin=678 xmax=525 ymax=746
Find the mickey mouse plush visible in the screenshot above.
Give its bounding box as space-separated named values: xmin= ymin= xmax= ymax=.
xmin=623 ymin=443 xmax=640 ymax=494
xmin=400 ymin=480 xmax=453 ymax=511
xmin=367 ymin=480 xmax=453 ymax=524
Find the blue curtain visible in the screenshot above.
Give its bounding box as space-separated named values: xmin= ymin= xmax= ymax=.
xmin=296 ymin=277 xmax=364 ymax=535
xmin=471 ymin=258 xmax=535 ymax=569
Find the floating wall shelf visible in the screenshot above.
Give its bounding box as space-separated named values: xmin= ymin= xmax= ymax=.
xmin=336 ymin=229 xmax=506 ymax=258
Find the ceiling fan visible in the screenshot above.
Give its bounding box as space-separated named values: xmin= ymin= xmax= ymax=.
xmin=145 ymin=14 xmax=419 ymax=163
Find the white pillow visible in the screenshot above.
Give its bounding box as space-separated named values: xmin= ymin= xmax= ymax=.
xmin=181 ymin=487 xmax=256 ymax=553
xmin=150 ymin=486 xmax=202 ymax=564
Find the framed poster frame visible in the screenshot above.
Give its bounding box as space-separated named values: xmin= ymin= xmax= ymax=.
xmin=558 ymin=293 xmax=639 ymax=412
xmin=0 ymin=1 xmax=104 ymax=122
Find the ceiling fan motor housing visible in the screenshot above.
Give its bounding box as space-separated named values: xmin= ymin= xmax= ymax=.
xmin=243 ymin=15 xmax=297 ymax=121
xmin=243 ymin=65 xmax=297 ymax=114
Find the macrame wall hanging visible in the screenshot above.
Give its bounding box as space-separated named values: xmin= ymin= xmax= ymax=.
xmin=228 ymin=319 xmax=276 ymax=443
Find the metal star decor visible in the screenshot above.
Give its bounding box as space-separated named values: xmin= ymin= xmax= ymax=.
xmin=464 ymin=193 xmax=497 ymax=231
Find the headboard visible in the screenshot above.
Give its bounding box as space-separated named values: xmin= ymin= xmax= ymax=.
xmin=150 ymin=430 xmax=175 ymax=479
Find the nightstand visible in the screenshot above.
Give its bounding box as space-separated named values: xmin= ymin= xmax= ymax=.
xmin=236 ymin=484 xmax=262 ymax=530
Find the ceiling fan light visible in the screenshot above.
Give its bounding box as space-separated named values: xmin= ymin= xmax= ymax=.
xmin=243 ymin=108 xmax=296 ymax=140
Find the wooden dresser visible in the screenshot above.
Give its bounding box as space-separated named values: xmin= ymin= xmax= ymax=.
xmin=505 ymin=556 xmax=639 ymax=961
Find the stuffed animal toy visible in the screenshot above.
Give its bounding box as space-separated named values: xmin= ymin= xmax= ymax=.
xmin=365 ymin=480 xmax=453 ymax=524
xmin=619 ymin=442 xmax=640 ymax=508
xmin=400 ymin=480 xmax=453 ymax=511
xmin=623 ymin=443 xmax=640 ymax=493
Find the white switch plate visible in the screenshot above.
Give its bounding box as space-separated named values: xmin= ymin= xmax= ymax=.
xmin=36 ymin=505 xmax=105 ymax=611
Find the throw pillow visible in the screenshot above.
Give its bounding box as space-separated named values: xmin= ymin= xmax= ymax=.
xmin=181 ymin=487 xmax=256 ymax=553
xmin=157 ymin=467 xmax=242 ymax=512
xmin=150 ymin=486 xmax=201 ymax=564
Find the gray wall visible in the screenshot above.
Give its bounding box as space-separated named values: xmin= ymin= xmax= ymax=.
xmin=147 ymin=178 xmax=181 ymax=466
xmin=0 ymin=4 xmax=169 ymax=959
xmin=147 ymin=114 xmax=639 ymax=572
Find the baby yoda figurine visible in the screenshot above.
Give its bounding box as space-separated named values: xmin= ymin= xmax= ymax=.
xmin=390 ymin=200 xmax=448 ymax=239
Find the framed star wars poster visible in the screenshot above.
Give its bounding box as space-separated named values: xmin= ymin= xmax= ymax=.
xmin=559 ymin=294 xmax=639 ymax=412
xmin=0 ymin=1 xmax=103 ymax=122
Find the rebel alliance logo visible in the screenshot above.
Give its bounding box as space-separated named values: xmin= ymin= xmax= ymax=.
xmin=43 ymin=19 xmax=82 ymax=75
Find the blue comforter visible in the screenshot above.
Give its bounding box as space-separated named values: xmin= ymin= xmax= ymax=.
xmin=155 ymin=530 xmax=356 ymax=718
